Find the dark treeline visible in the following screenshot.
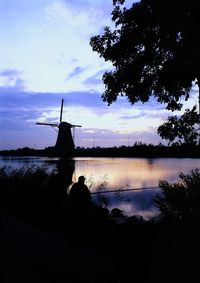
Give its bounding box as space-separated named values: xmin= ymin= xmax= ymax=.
xmin=75 ymin=143 xmax=200 ymax=158
xmin=0 ymin=142 xmax=200 ymax=158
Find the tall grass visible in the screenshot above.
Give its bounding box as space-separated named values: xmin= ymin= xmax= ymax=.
xmin=0 ymin=165 xmax=72 ymax=226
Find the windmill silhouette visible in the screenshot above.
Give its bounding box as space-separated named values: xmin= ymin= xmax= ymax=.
xmin=36 ymin=98 xmax=81 ymax=155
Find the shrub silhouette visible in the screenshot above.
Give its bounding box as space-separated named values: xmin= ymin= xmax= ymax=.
xmin=0 ymin=165 xmax=72 ymax=222
xmin=154 ymin=168 xmax=200 ymax=224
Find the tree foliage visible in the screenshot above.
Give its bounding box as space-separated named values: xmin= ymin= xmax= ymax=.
xmin=158 ymin=106 xmax=200 ymax=144
xmin=90 ymin=0 xmax=200 ymax=144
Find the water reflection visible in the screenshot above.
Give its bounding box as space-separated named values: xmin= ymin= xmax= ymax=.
xmin=2 ymin=157 xmax=199 ymax=190
xmin=73 ymin=157 xmax=200 ymax=191
xmin=72 ymin=157 xmax=200 ymax=219
xmin=92 ymin=188 xmax=160 ymax=220
xmin=0 ymin=156 xmax=199 ymax=219
xmin=55 ymin=158 xmax=75 ymax=188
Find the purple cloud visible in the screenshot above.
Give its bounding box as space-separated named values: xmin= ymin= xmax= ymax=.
xmin=0 ymin=69 xmax=21 ymax=77
xmin=83 ymin=70 xmax=105 ymax=86
xmin=67 ymin=66 xmax=87 ymax=79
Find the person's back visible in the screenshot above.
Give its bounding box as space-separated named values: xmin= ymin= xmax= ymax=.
xmin=69 ymin=176 xmax=91 ymax=210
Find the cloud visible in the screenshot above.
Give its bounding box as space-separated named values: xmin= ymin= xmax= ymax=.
xmin=0 ymin=85 xmax=165 ymax=149
xmin=67 ymin=66 xmax=87 ymax=79
xmin=1 ymin=0 xmax=113 ymax=93
xmin=120 ymin=113 xmax=146 ymax=120
xmin=61 ymin=0 xmax=113 ymax=18
xmin=0 ymin=69 xmax=21 ymax=77
xmin=0 ymin=0 xmax=166 ymax=150
xmin=83 ymin=69 xmax=105 ymax=86
xmin=61 ymin=0 xmax=90 ymax=9
xmin=46 ymin=0 xmax=115 ymax=39
xmin=75 ymin=126 xmax=164 ymax=148
xmin=0 ymin=81 xmax=169 ymax=127
xmin=84 ymin=76 xmax=102 ymax=86
xmin=0 ymin=68 xmax=25 ymax=91
xmin=0 ymin=85 xmax=101 ymax=109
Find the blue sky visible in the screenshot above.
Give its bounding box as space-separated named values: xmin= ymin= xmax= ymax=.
xmin=0 ymin=0 xmax=198 ymax=150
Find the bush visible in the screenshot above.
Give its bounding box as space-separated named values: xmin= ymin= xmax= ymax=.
xmin=154 ymin=168 xmax=200 ymax=224
xmin=0 ymin=165 xmax=71 ymax=218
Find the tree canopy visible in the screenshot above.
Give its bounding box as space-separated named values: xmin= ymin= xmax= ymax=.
xmin=90 ymin=0 xmax=200 ymax=144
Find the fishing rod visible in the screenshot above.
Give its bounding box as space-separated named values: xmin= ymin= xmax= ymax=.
xmin=91 ymin=186 xmax=160 ymax=194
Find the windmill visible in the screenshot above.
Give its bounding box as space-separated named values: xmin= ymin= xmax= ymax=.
xmin=36 ymin=98 xmax=81 ymax=155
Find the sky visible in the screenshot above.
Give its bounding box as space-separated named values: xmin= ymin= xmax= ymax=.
xmin=0 ymin=0 xmax=198 ymax=150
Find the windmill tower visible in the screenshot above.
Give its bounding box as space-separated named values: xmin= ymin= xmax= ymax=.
xmin=36 ymin=98 xmax=81 ymax=156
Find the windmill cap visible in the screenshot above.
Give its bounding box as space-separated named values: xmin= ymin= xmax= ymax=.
xmin=78 ymin=175 xmax=86 ymax=181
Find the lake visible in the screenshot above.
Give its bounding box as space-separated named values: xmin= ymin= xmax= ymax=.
xmin=1 ymin=156 xmax=200 ymax=219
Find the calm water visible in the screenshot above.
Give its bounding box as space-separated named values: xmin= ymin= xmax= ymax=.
xmin=1 ymin=156 xmax=200 ymax=219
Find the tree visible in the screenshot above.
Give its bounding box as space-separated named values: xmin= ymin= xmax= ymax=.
xmin=90 ymin=0 xmax=200 ymax=144
xmin=158 ymin=106 xmax=200 ymax=145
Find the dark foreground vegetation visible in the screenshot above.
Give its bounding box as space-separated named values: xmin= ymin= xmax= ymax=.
xmin=0 ymin=142 xmax=200 ymax=158
xmin=0 ymin=165 xmax=200 ymax=282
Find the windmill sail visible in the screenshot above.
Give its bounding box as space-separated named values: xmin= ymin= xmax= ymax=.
xmin=60 ymin=98 xmax=64 ymax=122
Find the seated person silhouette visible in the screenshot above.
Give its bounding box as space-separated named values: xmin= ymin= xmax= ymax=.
xmin=69 ymin=176 xmax=91 ymax=210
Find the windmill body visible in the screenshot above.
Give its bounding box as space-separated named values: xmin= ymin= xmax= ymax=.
xmin=55 ymin=122 xmax=75 ymax=154
xmin=36 ymin=99 xmax=81 ymax=156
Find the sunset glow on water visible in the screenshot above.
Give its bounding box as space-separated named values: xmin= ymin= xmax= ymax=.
xmin=1 ymin=156 xmax=199 ymax=219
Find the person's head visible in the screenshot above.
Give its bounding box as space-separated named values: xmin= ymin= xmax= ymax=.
xmin=78 ymin=175 xmax=86 ymax=183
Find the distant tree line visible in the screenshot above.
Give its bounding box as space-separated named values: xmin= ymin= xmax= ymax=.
xmin=75 ymin=142 xmax=200 ymax=158
xmin=1 ymin=142 xmax=199 ymax=157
